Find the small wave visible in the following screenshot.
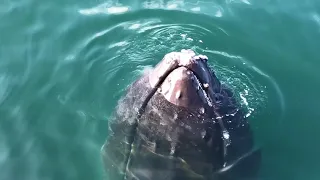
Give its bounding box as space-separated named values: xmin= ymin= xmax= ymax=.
xmin=0 ymin=74 xmax=10 ymax=106
xmin=74 ymin=9 xmax=285 ymax=124
xmin=201 ymin=49 xmax=285 ymax=123
xmin=78 ymin=3 xmax=129 ymax=15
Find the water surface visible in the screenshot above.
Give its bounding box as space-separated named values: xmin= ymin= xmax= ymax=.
xmin=1 ymin=0 xmax=320 ymax=180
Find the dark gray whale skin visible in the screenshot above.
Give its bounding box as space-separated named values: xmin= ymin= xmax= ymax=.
xmin=101 ymin=49 xmax=261 ymax=180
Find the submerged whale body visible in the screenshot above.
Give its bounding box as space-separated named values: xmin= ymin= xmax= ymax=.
xmin=101 ymin=49 xmax=261 ymax=180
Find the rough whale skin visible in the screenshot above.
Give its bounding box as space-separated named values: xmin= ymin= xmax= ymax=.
xmin=101 ymin=49 xmax=261 ymax=180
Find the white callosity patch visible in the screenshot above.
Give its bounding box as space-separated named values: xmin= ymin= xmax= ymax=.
xmin=199 ymin=107 xmax=205 ymax=114
xmin=175 ymin=90 xmax=181 ymax=99
xmin=162 ymin=49 xmax=208 ymax=68
xmin=178 ymin=49 xmax=208 ymax=67
xmin=152 ymin=49 xmax=214 ymax=109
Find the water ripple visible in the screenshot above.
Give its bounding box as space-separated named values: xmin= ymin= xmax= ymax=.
xmin=72 ymin=8 xmax=286 ymax=126
xmin=70 ymin=8 xmax=286 ymax=133
xmin=0 ymin=74 xmax=10 ymax=106
xmin=78 ymin=2 xmax=130 ymax=15
xmin=78 ymin=0 xmax=225 ymax=18
xmin=0 ymin=1 xmax=299 ymax=179
xmin=202 ymin=49 xmax=285 ymax=124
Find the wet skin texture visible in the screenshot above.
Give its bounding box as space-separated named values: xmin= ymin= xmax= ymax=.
xmin=101 ymin=49 xmax=261 ymax=180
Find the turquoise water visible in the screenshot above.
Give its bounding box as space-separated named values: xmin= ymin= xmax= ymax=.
xmin=1 ymin=0 xmax=320 ymax=179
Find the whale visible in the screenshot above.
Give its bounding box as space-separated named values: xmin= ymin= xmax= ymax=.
xmin=101 ymin=49 xmax=261 ymax=180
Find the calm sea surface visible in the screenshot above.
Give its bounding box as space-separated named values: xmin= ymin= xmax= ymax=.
xmin=1 ymin=0 xmax=320 ymax=180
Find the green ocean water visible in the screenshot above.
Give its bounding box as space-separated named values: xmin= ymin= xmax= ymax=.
xmin=1 ymin=0 xmax=320 ymax=179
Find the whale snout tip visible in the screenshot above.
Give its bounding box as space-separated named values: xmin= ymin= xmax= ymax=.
xmin=149 ymin=49 xmax=219 ymax=110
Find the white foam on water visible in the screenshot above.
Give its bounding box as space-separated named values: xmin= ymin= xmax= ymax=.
xmin=167 ymin=3 xmax=178 ymax=9
xmin=108 ymin=41 xmax=130 ymax=49
xmin=64 ymin=55 xmax=75 ymax=62
xmin=215 ymin=10 xmax=223 ymax=17
xmin=241 ymin=0 xmax=251 ymax=5
xmin=191 ymin=7 xmax=201 ymax=12
xmin=79 ymin=3 xmax=129 ymax=15
xmin=186 ymin=37 xmax=193 ymax=41
xmin=128 ymin=23 xmax=141 ymax=30
xmin=180 ymin=34 xmax=187 ymax=39
xmin=108 ymin=6 xmax=129 ymax=14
